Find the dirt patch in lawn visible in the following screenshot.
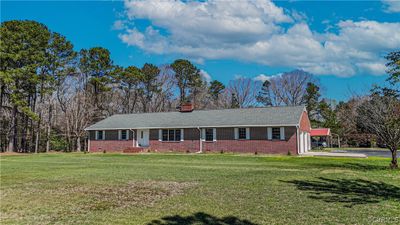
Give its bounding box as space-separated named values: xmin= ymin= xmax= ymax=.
xmin=77 ymin=181 xmax=195 ymax=210
xmin=1 ymin=180 xmax=196 ymax=224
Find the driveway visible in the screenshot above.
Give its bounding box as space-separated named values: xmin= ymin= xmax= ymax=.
xmin=302 ymin=151 xmax=367 ymax=158
xmin=331 ymin=149 xmax=398 ymax=158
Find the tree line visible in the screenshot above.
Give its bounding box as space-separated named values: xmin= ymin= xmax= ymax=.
xmin=0 ymin=20 xmax=317 ymax=152
xmin=1 ymin=20 xmax=399 ymax=167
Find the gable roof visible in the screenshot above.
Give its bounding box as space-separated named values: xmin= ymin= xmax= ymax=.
xmin=85 ymin=105 xmax=306 ymax=130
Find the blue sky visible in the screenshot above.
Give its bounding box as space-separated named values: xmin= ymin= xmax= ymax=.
xmin=2 ymin=0 xmax=399 ymax=101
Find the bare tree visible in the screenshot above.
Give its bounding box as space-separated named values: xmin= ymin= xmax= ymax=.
xmin=257 ymin=70 xmax=317 ymax=106
xmin=227 ymin=77 xmax=260 ymax=108
xmin=357 ymin=95 xmax=400 ymax=169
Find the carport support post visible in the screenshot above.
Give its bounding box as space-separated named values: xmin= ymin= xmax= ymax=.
xmin=332 ymin=133 xmax=340 ymax=148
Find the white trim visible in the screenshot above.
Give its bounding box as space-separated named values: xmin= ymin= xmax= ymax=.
xmin=280 ymin=127 xmax=285 ymax=140
xmin=180 ymin=129 xmax=184 ymax=141
xmin=87 ymin=138 xmax=90 ymax=152
xmin=234 ymin=128 xmax=238 ymax=140
xmin=119 ymin=130 xmax=129 ymax=140
xmin=160 ymin=129 xmax=184 ymax=142
xmin=267 ymin=127 xmax=272 ymax=140
xmin=130 ymin=129 xmax=135 ymax=147
xmin=85 ymin=124 xmax=299 ymax=131
xmin=213 ymin=128 xmax=217 ymax=142
xmin=245 ymin=128 xmax=250 ymax=140
xmin=95 ymin=130 xmax=105 ymax=140
xmin=297 ymin=106 xmax=308 ymax=126
xmin=201 ymin=128 xmax=206 ymax=141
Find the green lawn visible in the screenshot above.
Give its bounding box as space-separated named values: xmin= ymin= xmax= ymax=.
xmin=1 ymin=153 xmax=399 ymax=225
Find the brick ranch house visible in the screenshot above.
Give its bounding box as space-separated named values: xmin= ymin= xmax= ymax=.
xmin=85 ymin=105 xmax=311 ymax=155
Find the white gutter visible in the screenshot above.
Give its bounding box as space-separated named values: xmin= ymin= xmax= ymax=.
xmin=196 ymin=127 xmax=203 ymax=153
xmin=129 ymin=129 xmax=136 ymax=147
xmin=84 ymin=124 xmax=299 ymax=131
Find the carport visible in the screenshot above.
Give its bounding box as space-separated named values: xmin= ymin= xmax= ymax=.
xmin=310 ymin=128 xmax=331 ymax=148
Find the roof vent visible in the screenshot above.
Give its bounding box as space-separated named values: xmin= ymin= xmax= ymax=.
xmin=179 ymin=102 xmax=194 ymax=112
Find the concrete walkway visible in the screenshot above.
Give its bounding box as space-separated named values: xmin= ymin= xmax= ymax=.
xmin=301 ymin=151 xmax=368 ymax=158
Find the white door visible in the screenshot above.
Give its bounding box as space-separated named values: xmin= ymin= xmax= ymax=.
xmin=137 ymin=129 xmax=149 ymax=147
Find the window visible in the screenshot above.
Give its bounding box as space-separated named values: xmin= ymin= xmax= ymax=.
xmin=238 ymin=128 xmax=247 ymax=139
xmin=162 ymin=130 xmax=168 ymax=141
xmin=175 ymin=129 xmax=181 ymax=141
xmin=205 ymin=128 xmax=214 ymax=141
xmin=120 ymin=130 xmax=128 ymax=140
xmin=96 ymin=131 xmax=104 ymax=140
xmin=140 ymin=131 xmax=143 ymax=139
xmin=272 ymin=127 xmax=280 ymax=140
xmin=162 ymin=129 xmax=181 ymax=141
xmin=168 ymin=130 xmax=175 ymax=141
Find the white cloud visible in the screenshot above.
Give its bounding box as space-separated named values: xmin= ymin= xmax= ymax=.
xmin=118 ymin=0 xmax=400 ymax=77
xmin=253 ymin=73 xmax=282 ymax=82
xmin=253 ymin=74 xmax=269 ymax=82
xmin=112 ymin=20 xmax=127 ymax=30
xmin=382 ymin=0 xmax=400 ymax=13
xmin=199 ymin=69 xmax=212 ymax=83
xmin=234 ymin=74 xmax=244 ymax=80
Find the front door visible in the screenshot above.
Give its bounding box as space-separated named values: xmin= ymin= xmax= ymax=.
xmin=137 ymin=129 xmax=149 ymax=147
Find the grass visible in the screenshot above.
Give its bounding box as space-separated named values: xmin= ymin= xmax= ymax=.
xmin=1 ymin=153 xmax=399 ymax=225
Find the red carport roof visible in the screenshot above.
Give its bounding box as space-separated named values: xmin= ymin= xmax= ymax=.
xmin=310 ymin=128 xmax=331 ymax=136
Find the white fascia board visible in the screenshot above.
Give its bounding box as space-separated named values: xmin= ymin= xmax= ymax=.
xmin=85 ymin=124 xmax=299 ymax=131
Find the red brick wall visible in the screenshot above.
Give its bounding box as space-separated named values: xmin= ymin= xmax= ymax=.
xmin=89 ymin=140 xmax=133 ymax=152
xmin=89 ymin=126 xmax=299 ymax=155
xmin=149 ymin=140 xmax=200 ymax=153
xmin=299 ymin=111 xmax=311 ymax=132
xmin=148 ymin=129 xmax=298 ymax=155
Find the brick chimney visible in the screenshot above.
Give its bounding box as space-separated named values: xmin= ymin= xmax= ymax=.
xmin=179 ymin=102 xmax=194 ymax=112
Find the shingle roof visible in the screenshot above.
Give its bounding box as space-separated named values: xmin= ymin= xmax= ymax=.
xmin=85 ymin=105 xmax=306 ymax=130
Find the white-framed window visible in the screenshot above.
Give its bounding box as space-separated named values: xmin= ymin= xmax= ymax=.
xmin=160 ymin=129 xmax=183 ymax=141
xmin=234 ymin=128 xmax=250 ymax=140
xmin=202 ymin=128 xmax=216 ymax=142
xmin=96 ymin=130 xmax=105 ymax=140
xmin=272 ymin=127 xmax=281 ymax=139
xmin=267 ymin=127 xmax=285 ymax=140
xmin=118 ymin=130 xmax=129 ymax=140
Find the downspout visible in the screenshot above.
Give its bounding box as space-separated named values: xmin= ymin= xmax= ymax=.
xmin=197 ymin=127 xmax=203 ymax=153
xmin=129 ymin=129 xmax=136 ymax=147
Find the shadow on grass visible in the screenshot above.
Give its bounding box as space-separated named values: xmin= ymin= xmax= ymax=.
xmin=308 ymin=162 xmax=389 ymax=171
xmin=148 ymin=212 xmax=258 ymax=225
xmin=283 ymin=177 xmax=400 ymax=208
